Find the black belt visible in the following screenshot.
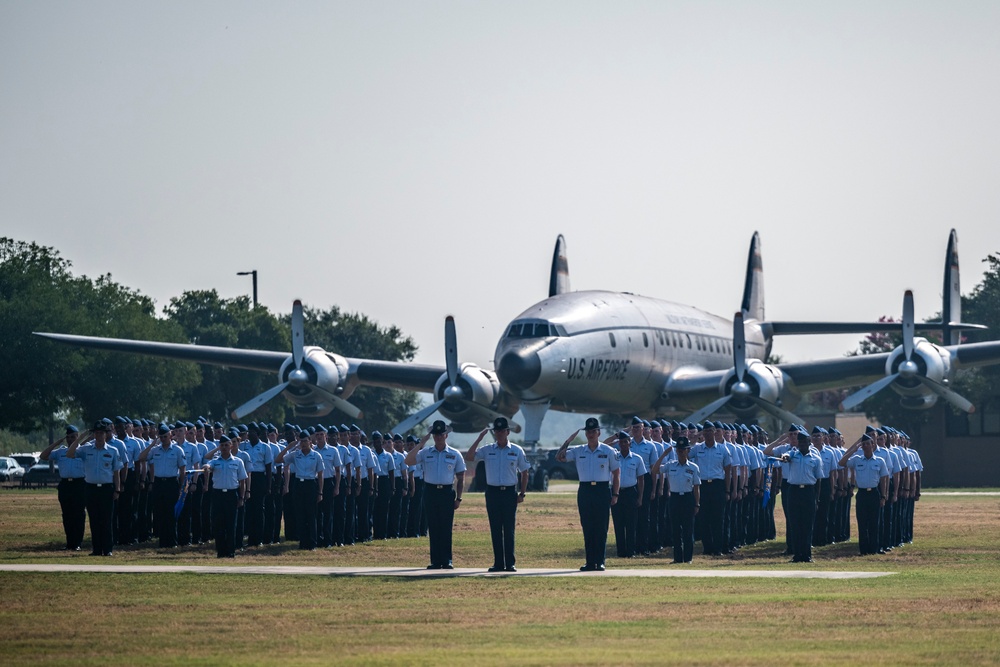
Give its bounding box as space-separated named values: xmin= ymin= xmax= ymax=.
xmin=581 ymin=481 xmax=609 ymax=486
xmin=214 ymin=488 xmax=237 ymax=493
xmin=61 ymin=477 xmax=85 ymax=482
xmin=487 ymin=485 xmax=516 ymax=490
xmin=859 ymin=487 xmax=877 ymax=491
xmin=671 ymin=491 xmax=692 ymax=496
xmin=431 ymin=484 xmax=452 ymax=489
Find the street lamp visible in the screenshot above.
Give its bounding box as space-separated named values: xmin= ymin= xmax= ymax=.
xmin=237 ymin=270 xmax=258 ymax=308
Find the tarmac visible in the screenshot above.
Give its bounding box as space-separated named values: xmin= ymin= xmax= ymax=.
xmin=0 ymin=564 xmax=894 ymax=579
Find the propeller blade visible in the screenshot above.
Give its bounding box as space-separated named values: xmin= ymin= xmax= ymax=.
xmin=230 ymin=382 xmax=290 ymax=420
xmin=839 ymin=373 xmax=900 ymax=411
xmin=310 ymin=386 xmax=364 ymax=419
xmin=291 ymin=300 xmax=305 ymax=369
xmin=683 ymin=395 xmax=733 ymax=424
xmin=733 ymin=312 xmax=746 ymax=382
xmin=902 ymin=290 xmax=915 ymax=360
xmin=749 ymin=397 xmax=803 ymax=426
xmin=390 ymin=399 xmax=446 ymax=435
xmin=916 ymin=377 xmax=976 ymax=413
xmin=459 ymin=402 xmax=522 ymax=433
xmin=444 ymin=316 xmax=458 ymax=388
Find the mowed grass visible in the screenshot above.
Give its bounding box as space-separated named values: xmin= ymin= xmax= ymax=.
xmin=1 ymin=489 xmax=999 ymax=666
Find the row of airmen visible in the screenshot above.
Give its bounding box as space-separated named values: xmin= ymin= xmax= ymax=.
xmin=41 ymin=417 xmax=435 ymax=557
xmin=555 ymin=417 xmax=923 ymax=570
xmin=39 ymin=414 xmax=923 ymax=565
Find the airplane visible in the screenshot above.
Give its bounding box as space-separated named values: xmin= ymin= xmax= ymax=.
xmin=34 ymin=230 xmax=1000 ymax=447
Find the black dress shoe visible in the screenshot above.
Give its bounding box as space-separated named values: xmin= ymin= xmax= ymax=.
xmin=580 ymin=564 xmax=595 ymax=571
xmin=672 ymin=559 xmax=683 ymax=564
xmin=427 ymin=564 xmax=442 ymax=570
xmin=443 ymin=563 xmax=454 ymax=569
xmin=90 ymin=551 xmax=101 ymax=556
xmin=505 ymin=566 xmax=517 ymax=572
xmin=487 ymin=566 xmax=501 ymax=572
xmin=594 ymin=564 xmax=606 ymax=571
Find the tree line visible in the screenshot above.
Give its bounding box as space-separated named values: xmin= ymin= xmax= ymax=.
xmin=0 ymin=238 xmax=420 ymax=445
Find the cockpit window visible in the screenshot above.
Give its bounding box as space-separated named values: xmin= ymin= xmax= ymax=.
xmin=505 ymin=320 xmax=561 ymax=339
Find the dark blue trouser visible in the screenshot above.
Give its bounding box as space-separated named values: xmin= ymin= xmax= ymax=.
xmin=425 ymin=484 xmax=456 ymax=566
xmin=669 ymin=492 xmax=696 ymax=562
xmin=577 ymin=482 xmax=611 ymax=567
xmin=611 ymin=485 xmax=638 ymax=558
xmin=212 ymin=488 xmax=238 ymax=557
xmin=486 ymin=485 xmax=518 ymax=567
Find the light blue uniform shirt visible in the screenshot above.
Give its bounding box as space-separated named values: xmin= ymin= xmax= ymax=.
xmin=359 ymin=445 xmax=377 ymax=474
xmin=123 ymin=437 xmax=144 ymax=470
xmin=391 ymin=451 xmax=407 ymax=479
xmin=630 ymin=439 xmax=656 ymax=473
xmin=616 ymin=450 xmax=648 ymax=488
xmin=689 ymin=443 xmax=733 ymax=480
xmin=208 ymin=456 xmax=248 ymax=490
xmin=846 ymin=453 xmax=889 ymax=489
xmin=48 ymin=447 xmax=85 ymax=479
xmin=337 ymin=444 xmax=352 ymax=476
xmin=416 ymin=445 xmax=467 ymax=485
xmin=108 ymin=437 xmax=131 ymax=469
xmin=317 ymin=445 xmax=342 ymax=478
xmin=235 ymin=449 xmax=252 ymax=471
xmin=74 ymin=444 xmax=123 ymax=484
xmin=248 ymin=441 xmax=274 ymax=473
xmin=347 ymin=445 xmax=362 ymax=472
xmin=783 ymin=448 xmax=823 ymax=485
xmin=564 ymin=443 xmax=620 ymax=482
xmin=906 ymin=448 xmax=923 ymax=472
xmin=149 ymin=444 xmax=187 ymax=477
xmin=474 ymin=442 xmax=530 ymax=486
xmin=665 ymin=460 xmax=701 ymax=493
xmin=288 ymin=449 xmax=324 ymax=480
xmin=815 ymin=447 xmax=838 ymax=479
xmin=374 ymin=450 xmax=396 ymax=477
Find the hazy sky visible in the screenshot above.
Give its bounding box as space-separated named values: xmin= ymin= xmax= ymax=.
xmin=4 ymin=2 xmax=999 ymax=375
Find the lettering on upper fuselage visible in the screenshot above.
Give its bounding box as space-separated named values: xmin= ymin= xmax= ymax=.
xmin=666 ymin=315 xmax=716 ymax=329
xmin=567 ymin=358 xmax=630 ymax=381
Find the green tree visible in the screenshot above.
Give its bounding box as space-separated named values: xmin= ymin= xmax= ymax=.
xmin=0 ymin=238 xmax=199 ymax=432
xmin=295 ymin=305 xmax=421 ymax=429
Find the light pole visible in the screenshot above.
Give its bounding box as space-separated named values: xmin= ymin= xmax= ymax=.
xmin=237 ymin=270 xmax=258 ymax=308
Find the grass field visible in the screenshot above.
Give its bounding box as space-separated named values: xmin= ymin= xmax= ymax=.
xmin=1 ymin=488 xmax=998 ymax=665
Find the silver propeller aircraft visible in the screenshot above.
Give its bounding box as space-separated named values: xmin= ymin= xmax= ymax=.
xmin=35 ymin=230 xmax=1000 ymax=446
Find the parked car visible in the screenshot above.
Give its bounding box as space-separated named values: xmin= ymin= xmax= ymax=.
xmin=10 ymin=453 xmax=40 ymax=471
xmin=540 ymin=449 xmax=578 ymax=481
xmin=0 ymin=457 xmax=26 ymax=482
xmin=22 ymin=462 xmax=61 ymax=488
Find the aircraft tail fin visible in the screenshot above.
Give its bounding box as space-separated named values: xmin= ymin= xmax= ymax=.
xmin=740 ymin=232 xmax=764 ymax=321
xmin=548 ymin=234 xmax=571 ymax=297
xmin=943 ymin=228 xmax=961 ymax=345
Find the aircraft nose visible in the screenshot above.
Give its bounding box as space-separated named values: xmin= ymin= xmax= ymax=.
xmin=497 ymin=347 xmax=541 ymax=392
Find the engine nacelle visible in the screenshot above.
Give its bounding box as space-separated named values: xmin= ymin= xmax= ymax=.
xmin=434 ymin=363 xmax=503 ymax=428
xmin=719 ymin=360 xmax=788 ymax=416
xmin=277 ymin=347 xmax=351 ymax=417
xmin=883 ymin=338 xmax=951 ymax=409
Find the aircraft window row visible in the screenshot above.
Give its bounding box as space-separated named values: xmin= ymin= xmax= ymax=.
xmin=649 ymin=329 xmax=734 ymax=355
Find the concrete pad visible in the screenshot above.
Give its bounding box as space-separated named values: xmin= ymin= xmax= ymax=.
xmin=0 ymin=564 xmax=895 ymax=579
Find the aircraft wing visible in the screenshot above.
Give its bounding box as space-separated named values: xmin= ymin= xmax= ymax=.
xmin=34 ymin=332 xmax=288 ymax=372
xmin=666 ymin=340 xmax=1000 ymax=407
xmin=34 ymin=331 xmax=446 ymax=394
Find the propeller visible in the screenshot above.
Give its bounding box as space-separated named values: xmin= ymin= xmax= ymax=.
xmin=840 ymin=291 xmax=975 ymax=413
xmin=684 ymin=312 xmax=803 ymax=425
xmin=390 ymin=316 xmax=518 ymax=434
xmin=230 ymin=300 xmax=362 ymax=420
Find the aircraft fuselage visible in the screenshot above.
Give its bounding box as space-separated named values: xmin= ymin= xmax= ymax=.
xmin=494 ymin=290 xmax=768 ymax=415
